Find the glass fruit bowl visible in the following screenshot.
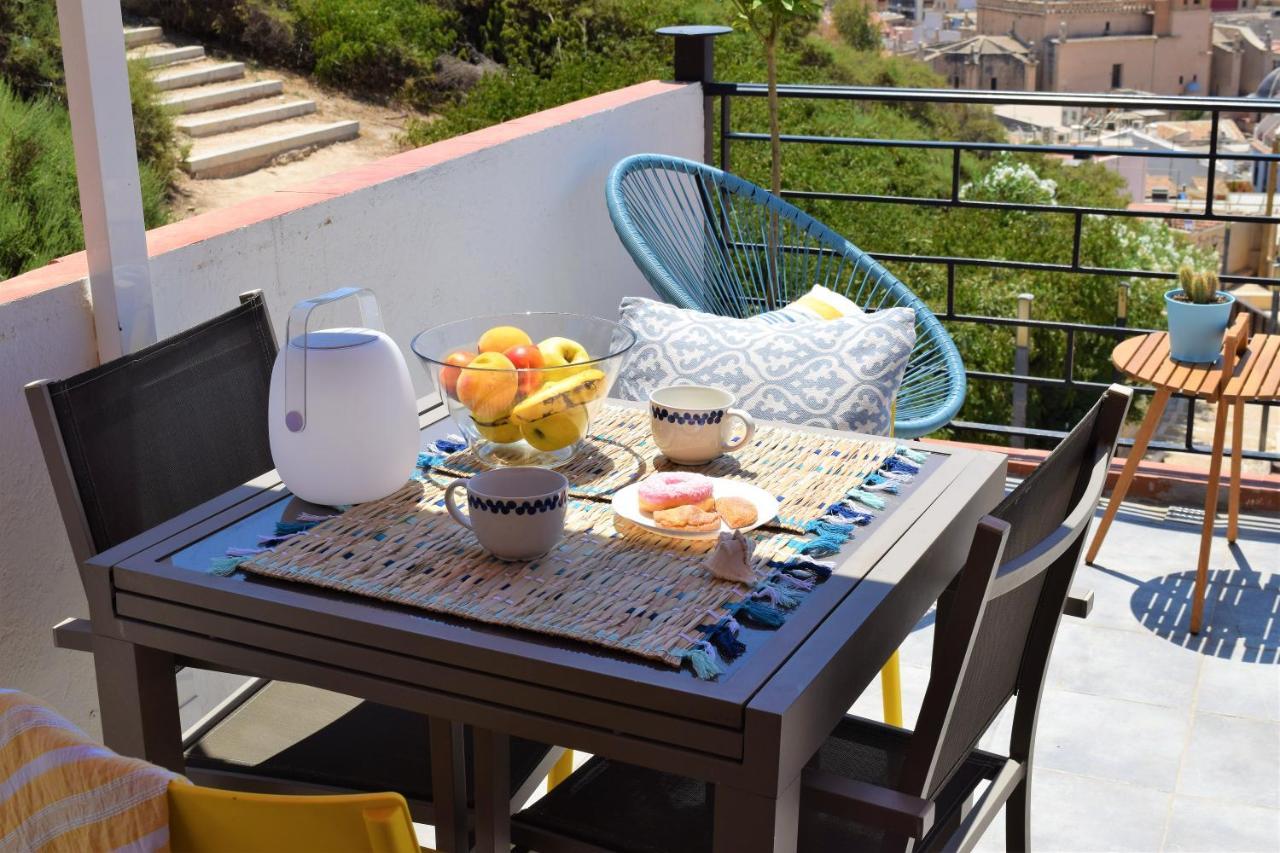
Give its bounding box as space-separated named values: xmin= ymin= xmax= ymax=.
xmin=412 ymin=312 xmax=636 ymax=468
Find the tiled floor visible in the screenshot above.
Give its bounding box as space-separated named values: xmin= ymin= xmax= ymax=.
xmin=850 ymin=500 xmax=1280 ymax=852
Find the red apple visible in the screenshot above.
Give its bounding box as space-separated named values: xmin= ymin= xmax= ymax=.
xmin=440 ymin=350 xmax=476 ymax=400
xmin=504 ymin=343 xmax=545 ymax=396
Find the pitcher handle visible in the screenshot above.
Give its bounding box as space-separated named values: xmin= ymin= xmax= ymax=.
xmin=284 ymin=287 xmax=385 ymax=433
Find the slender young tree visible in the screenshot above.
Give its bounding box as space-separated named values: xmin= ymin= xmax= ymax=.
xmin=726 ymin=1 xmax=818 ymax=303
xmin=726 ymin=0 xmax=819 ymax=198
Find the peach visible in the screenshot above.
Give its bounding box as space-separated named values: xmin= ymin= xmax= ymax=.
xmin=477 ymin=325 xmax=532 ymax=354
xmin=439 ymin=349 xmax=476 ymax=400
xmin=456 ymin=351 xmax=519 ymax=421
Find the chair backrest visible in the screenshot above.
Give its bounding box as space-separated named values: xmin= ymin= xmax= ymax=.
xmin=897 ymin=385 xmax=1132 ymax=799
xmin=606 ymin=154 xmax=965 ymax=438
xmin=25 ymin=292 xmax=278 ymax=564
xmin=1212 ymin=312 xmax=1252 ymax=402
xmin=168 ymin=782 xmax=421 ymax=853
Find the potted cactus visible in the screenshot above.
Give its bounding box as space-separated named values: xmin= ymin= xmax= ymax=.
xmin=1165 ymin=265 xmax=1235 ymax=363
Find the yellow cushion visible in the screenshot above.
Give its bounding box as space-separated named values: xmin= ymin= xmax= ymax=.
xmin=793 ymin=284 xmax=864 ymax=320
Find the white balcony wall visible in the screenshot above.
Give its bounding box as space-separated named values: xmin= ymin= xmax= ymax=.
xmin=0 ymin=81 xmax=702 ymax=732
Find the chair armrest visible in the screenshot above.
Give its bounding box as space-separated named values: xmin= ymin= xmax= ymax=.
xmin=52 ymin=618 xmax=253 ymax=678
xmin=1063 ymin=589 xmax=1093 ymax=619
xmin=801 ymin=766 xmax=935 ymax=839
xmin=52 ymin=617 xmax=95 ymax=652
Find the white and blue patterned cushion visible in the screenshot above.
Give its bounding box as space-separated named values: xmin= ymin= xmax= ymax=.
xmin=613 ymin=297 xmax=916 ymax=435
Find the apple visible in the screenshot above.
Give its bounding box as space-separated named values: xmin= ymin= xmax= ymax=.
xmin=456 ymin=351 xmax=518 ymax=421
xmin=537 ymin=336 xmax=591 ymax=379
xmin=439 ymin=349 xmax=476 ymax=400
xmin=478 ymin=325 xmax=532 ymax=354
xmin=520 ymin=406 xmax=588 ymax=452
xmin=504 ymin=343 xmax=545 ymax=396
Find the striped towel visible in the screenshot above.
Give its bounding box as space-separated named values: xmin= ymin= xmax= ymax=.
xmin=0 ymin=690 xmax=181 ymax=852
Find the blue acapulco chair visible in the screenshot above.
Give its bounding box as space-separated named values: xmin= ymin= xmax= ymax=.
xmin=606 ymin=153 xmax=966 ymax=728
xmin=605 ymin=153 xmax=966 ymax=440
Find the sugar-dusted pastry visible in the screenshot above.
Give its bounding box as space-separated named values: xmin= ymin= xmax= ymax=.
xmin=704 ymin=530 xmax=756 ymax=583
xmin=714 ymin=496 xmax=758 ymax=530
xmin=652 ymin=503 xmax=722 ymax=533
xmin=638 ymin=471 xmax=715 ymax=513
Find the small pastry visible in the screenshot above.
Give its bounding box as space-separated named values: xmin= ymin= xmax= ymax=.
xmin=652 ymin=504 xmax=722 ymax=533
xmin=705 ymin=530 xmax=756 ymax=583
xmin=714 ymin=497 xmax=758 ymax=530
xmin=638 ymin=472 xmax=715 ymax=513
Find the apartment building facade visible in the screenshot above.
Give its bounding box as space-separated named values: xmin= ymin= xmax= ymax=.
xmin=977 ymin=0 xmax=1213 ymax=94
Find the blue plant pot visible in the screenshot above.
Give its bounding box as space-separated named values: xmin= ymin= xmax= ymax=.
xmin=1165 ymin=289 xmax=1234 ymax=363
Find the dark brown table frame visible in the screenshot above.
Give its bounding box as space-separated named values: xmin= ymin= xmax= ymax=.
xmin=79 ymin=400 xmax=1005 ymax=853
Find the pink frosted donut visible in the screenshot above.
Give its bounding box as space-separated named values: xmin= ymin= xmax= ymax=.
xmin=638 ymin=472 xmax=715 ymax=513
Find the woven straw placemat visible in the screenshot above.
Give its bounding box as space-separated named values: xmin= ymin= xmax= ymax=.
xmin=239 ymin=479 xmax=794 ymax=668
xmin=425 ymin=405 xmax=897 ymax=532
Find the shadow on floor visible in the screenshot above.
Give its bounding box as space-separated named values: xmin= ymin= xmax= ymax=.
xmin=1095 ymin=548 xmax=1277 ymax=662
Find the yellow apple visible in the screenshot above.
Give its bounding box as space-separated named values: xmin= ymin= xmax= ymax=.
xmin=537 ymin=336 xmax=591 ymax=379
xmin=520 ymin=405 xmax=588 ymax=452
xmin=477 ymin=325 xmax=532 ymax=354
xmin=456 ymin=351 xmax=518 ymax=421
xmin=472 ymin=414 xmax=521 ymax=444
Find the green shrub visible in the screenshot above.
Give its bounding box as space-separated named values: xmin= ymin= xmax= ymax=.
xmin=128 ymin=60 xmax=186 ymax=183
xmin=832 ymin=0 xmax=881 ymax=52
xmin=0 ymin=81 xmax=170 ymax=280
xmin=294 ymin=0 xmax=457 ymax=97
xmin=0 ymin=0 xmax=63 ymax=101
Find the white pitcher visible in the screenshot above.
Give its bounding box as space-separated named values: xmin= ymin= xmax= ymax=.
xmin=268 ymin=288 xmax=418 ymax=506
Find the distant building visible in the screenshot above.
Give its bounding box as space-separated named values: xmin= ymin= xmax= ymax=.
xmin=924 ymin=34 xmax=1036 ymax=89
xmin=1211 ymin=22 xmax=1280 ymax=97
xmin=1098 ymin=117 xmax=1250 ymax=203
xmin=976 ymin=0 xmax=1212 ymax=95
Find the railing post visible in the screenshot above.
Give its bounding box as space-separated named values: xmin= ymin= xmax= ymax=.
xmin=657 ymin=25 xmax=732 ymax=165
xmin=1012 ymin=293 xmax=1033 ymax=449
xmin=1115 ymin=281 xmax=1130 ymax=328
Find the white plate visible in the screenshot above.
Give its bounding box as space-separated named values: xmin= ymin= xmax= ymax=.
xmin=612 ymin=478 xmax=779 ymax=540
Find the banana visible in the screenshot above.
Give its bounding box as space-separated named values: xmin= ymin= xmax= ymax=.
xmin=471 ymin=413 xmax=521 ymax=443
xmin=512 ymin=368 xmax=607 ymax=423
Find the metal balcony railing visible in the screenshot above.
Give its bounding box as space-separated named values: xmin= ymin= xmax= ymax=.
xmin=662 ymin=27 xmax=1280 ymax=463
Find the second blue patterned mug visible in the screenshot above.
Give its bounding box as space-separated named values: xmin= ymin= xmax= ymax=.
xmin=445 ymin=468 xmax=568 ymax=560
xmin=648 ymin=385 xmax=757 ymax=465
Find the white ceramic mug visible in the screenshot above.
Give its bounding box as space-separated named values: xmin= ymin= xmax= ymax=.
xmin=648 ymin=385 xmax=757 ymax=465
xmin=445 ymin=468 xmax=568 ymax=561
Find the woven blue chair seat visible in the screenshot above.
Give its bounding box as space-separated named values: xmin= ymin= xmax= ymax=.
xmin=606 ymin=154 xmax=965 ymax=438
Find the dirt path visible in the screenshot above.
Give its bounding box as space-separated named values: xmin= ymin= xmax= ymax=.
xmin=169 ymin=65 xmax=433 ymax=218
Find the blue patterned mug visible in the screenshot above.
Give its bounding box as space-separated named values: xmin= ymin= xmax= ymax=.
xmin=649 ymin=385 xmax=757 ymax=465
xmin=445 ymin=468 xmax=568 ymax=560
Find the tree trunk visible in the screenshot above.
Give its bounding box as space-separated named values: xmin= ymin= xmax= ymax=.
xmin=765 ymin=35 xmax=781 ymax=307
xmin=765 ymin=37 xmax=781 ymax=198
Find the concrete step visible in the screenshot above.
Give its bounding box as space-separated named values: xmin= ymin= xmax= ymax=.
xmin=123 ymin=26 xmax=163 ymax=48
xmin=129 ymin=44 xmax=205 ymax=68
xmin=174 ymin=99 xmax=317 ymax=137
xmin=152 ymin=61 xmax=245 ymax=93
xmin=186 ymin=120 xmax=360 ymax=178
xmin=160 ymin=79 xmax=284 ymax=114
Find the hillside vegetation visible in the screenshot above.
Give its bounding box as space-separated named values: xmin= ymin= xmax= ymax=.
xmin=6 ymin=0 xmax=1209 ymax=434
xmin=0 ymin=0 xmax=180 ymax=279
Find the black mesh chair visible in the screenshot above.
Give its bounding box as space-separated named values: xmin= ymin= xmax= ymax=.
xmin=510 ymin=385 xmax=1133 ymax=853
xmin=25 ymin=291 xmax=556 ymax=821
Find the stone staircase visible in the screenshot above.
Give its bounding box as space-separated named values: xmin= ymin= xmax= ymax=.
xmin=125 ymin=25 xmax=359 ymax=179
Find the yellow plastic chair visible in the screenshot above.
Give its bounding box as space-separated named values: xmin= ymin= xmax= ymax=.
xmin=168 ymin=782 xmax=422 ymax=853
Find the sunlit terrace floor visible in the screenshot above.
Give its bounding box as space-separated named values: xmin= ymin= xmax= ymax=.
xmin=847 ymin=490 xmax=1279 ymax=853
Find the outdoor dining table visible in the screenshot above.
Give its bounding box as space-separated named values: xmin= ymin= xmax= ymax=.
xmin=79 ymin=398 xmax=1005 ymax=853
